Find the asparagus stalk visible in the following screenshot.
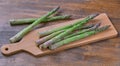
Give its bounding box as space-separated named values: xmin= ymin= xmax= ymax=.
xmin=49 ymin=25 xmax=110 ymax=50
xmin=41 ymin=14 xmax=99 ymax=49
xmin=39 ymin=24 xmax=72 ymax=37
xmin=36 ymin=30 xmax=64 ymax=45
xmin=9 ymin=6 xmax=60 ymax=43
xmin=64 ymin=23 xmax=101 ymax=39
xmin=10 ymin=15 xmax=71 ymax=25
xmin=39 ymin=14 xmax=99 ymax=37
xmin=36 ymin=24 xmax=94 ymax=46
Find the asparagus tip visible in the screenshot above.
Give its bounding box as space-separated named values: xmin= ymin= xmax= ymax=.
xmin=102 ymin=25 xmax=110 ymax=30
xmin=89 ymin=13 xmax=99 ymax=19
xmin=53 ymin=6 xmax=60 ymax=12
xmin=64 ymin=15 xmax=72 ymax=18
xmin=94 ymin=22 xmax=101 ymax=28
xmin=97 ymin=25 xmax=110 ymax=32
xmin=90 ymin=22 xmax=101 ymax=30
xmin=89 ymin=24 xmax=95 ymax=28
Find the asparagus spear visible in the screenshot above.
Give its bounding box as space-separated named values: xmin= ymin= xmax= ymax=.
xmin=10 ymin=15 xmax=71 ymax=25
xmin=39 ymin=13 xmax=99 ymax=37
xmin=37 ymin=23 xmax=96 ymax=48
xmin=64 ymin=23 xmax=101 ymax=39
xmin=36 ymin=30 xmax=64 ymax=45
xmin=39 ymin=24 xmax=72 ymax=37
xmin=36 ymin=24 xmax=94 ymax=45
xmin=41 ymin=14 xmax=99 ymax=49
xmin=9 ymin=6 xmax=60 ymax=43
xmin=49 ymin=25 xmax=110 ymax=50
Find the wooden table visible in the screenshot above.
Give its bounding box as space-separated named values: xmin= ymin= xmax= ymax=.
xmin=0 ymin=0 xmax=120 ymax=66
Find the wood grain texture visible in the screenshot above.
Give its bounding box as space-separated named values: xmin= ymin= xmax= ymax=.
xmin=0 ymin=13 xmax=118 ymax=56
xmin=0 ymin=0 xmax=120 ymax=66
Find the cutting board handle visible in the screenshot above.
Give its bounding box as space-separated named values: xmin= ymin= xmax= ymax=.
xmin=1 ymin=43 xmax=22 ymax=55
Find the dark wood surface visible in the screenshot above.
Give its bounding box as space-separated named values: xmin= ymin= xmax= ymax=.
xmin=0 ymin=0 xmax=120 ymax=66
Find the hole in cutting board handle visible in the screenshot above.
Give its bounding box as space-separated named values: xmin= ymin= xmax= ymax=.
xmin=3 ymin=46 xmax=10 ymax=52
xmin=0 ymin=45 xmax=11 ymax=55
xmin=1 ymin=43 xmax=22 ymax=55
xmin=5 ymin=47 xmax=9 ymax=51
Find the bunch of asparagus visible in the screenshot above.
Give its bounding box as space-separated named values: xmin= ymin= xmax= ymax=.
xmin=9 ymin=6 xmax=71 ymax=43
xmin=9 ymin=6 xmax=110 ymax=50
xmin=36 ymin=13 xmax=110 ymax=50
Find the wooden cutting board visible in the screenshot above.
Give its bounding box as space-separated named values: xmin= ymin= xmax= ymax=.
xmin=0 ymin=13 xmax=118 ymax=57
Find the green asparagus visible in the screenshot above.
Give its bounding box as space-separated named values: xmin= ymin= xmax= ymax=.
xmin=10 ymin=15 xmax=71 ymax=25
xmin=39 ymin=14 xmax=99 ymax=37
xmin=36 ymin=24 xmax=94 ymax=46
xmin=9 ymin=6 xmax=60 ymax=43
xmin=49 ymin=25 xmax=110 ymax=50
xmin=36 ymin=30 xmax=64 ymax=45
xmin=41 ymin=14 xmax=99 ymax=49
xmin=64 ymin=23 xmax=101 ymax=39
